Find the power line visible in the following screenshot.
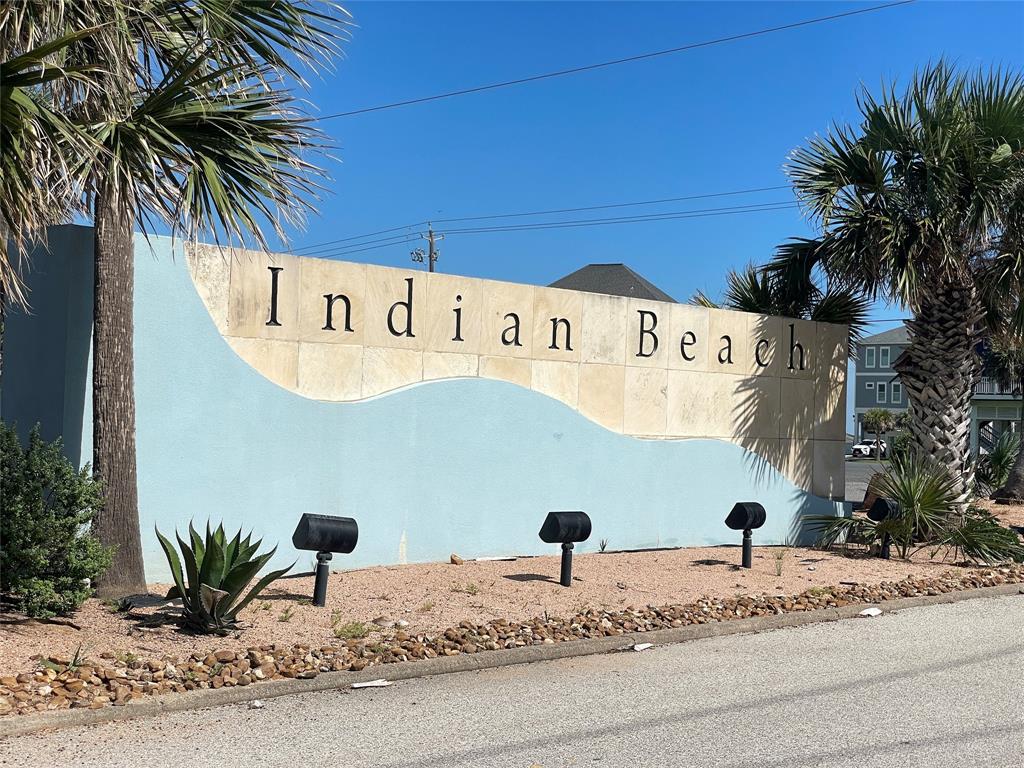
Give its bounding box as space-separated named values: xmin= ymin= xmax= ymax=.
xmin=430 ymin=185 xmax=792 ymax=226
xmin=441 ymin=202 xmax=799 ymax=235
xmin=299 ymin=232 xmax=423 ymax=257
xmin=319 ymin=1 xmax=915 ymax=120
xmin=293 ymin=224 xmax=423 ymax=254
xmin=317 ymin=235 xmax=420 ymax=258
xmin=308 ymin=201 xmax=799 ymax=260
xmin=293 ymin=183 xmax=791 ymax=254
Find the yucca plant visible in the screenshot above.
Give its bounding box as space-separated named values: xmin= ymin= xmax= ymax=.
xmin=156 ymin=522 xmax=292 ymax=634
xmin=937 ymin=508 xmax=1024 ymax=564
xmin=807 ymin=453 xmax=958 ymax=558
xmin=809 ymin=453 xmax=1022 ymax=563
xmin=976 ymin=431 xmax=1021 ymax=496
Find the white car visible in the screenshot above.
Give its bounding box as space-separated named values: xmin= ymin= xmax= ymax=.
xmin=851 ymin=439 xmax=887 ymax=458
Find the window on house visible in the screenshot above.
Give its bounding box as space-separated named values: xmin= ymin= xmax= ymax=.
xmin=866 ymin=382 xmax=874 ymax=389
xmin=879 ymin=347 xmax=890 ymax=368
xmin=865 ymin=347 xmax=876 ymax=368
xmin=877 ymin=382 xmax=887 ymax=403
xmin=892 ymin=381 xmax=902 ymax=403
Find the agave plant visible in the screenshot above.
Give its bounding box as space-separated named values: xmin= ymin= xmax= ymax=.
xmin=156 ymin=522 xmax=292 ymax=634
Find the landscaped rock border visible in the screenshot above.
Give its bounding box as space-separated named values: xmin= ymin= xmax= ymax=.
xmin=2 ymin=565 xmax=1022 ymax=717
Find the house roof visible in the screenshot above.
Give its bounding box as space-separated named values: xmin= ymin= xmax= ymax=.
xmin=859 ymin=326 xmax=909 ymax=345
xmin=549 ymin=263 xmax=676 ymax=303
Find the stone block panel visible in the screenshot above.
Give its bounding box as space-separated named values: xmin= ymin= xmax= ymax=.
xmin=296 ymin=342 xmax=362 ymax=401
xmin=578 ymin=363 xmax=625 ymax=432
xmin=226 ymin=336 xmax=299 ymax=390
xmin=424 ymin=273 xmax=484 ymax=355
xmin=362 ymin=266 xmax=426 ymax=351
xmin=624 ymin=366 xmax=668 ymax=436
xmin=298 ymin=258 xmax=366 ymax=346
xmin=531 ymin=360 xmax=579 ymax=409
xmin=227 ymin=252 xmax=301 ymax=340
xmin=360 ymin=347 xmax=423 ymax=398
xmin=812 ymin=439 xmax=845 ymax=500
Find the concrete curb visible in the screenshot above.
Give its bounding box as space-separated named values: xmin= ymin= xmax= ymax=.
xmin=3 ymin=582 xmax=1022 ymax=739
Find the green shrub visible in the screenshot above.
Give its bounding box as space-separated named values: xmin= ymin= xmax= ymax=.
xmin=889 ymin=429 xmax=914 ymax=462
xmin=156 ymin=522 xmax=292 ymax=634
xmin=0 ymin=423 xmax=112 ymax=618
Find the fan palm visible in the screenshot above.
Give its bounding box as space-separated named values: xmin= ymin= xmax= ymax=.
xmin=693 ymin=237 xmax=871 ymax=346
xmin=2 ymin=1 xmax=351 ymax=595
xmin=787 ymin=62 xmax=1024 ymax=507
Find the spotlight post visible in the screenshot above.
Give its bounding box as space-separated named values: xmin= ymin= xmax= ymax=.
xmin=867 ymin=498 xmax=901 ymax=560
xmin=538 ymin=511 xmax=592 ymax=587
xmin=291 ymin=514 xmax=359 ymax=607
xmin=725 ymin=502 xmax=767 ymax=569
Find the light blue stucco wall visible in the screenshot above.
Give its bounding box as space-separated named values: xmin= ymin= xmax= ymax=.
xmin=6 ymin=228 xmax=843 ymax=581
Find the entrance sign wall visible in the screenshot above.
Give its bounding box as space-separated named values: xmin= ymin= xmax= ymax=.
xmin=0 ymin=228 xmax=847 ymax=581
xmin=191 ymin=244 xmax=847 ymax=497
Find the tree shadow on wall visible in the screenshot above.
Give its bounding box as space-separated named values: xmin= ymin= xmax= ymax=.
xmin=730 ymin=316 xmax=815 ymax=496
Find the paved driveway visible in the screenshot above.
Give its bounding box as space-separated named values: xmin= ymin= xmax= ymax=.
xmin=3 ymin=596 xmax=1022 ymax=768
xmin=845 ymin=458 xmax=887 ymax=504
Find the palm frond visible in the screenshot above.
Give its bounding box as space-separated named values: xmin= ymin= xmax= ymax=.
xmin=0 ymin=26 xmax=103 ymax=305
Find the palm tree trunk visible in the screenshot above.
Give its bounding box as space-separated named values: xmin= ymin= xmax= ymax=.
xmin=91 ymin=182 xmax=146 ymax=596
xmin=893 ymin=281 xmax=984 ymax=510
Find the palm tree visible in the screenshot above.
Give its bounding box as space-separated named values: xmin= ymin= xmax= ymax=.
xmin=787 ymin=62 xmax=1024 ymax=507
xmin=2 ymin=2 xmax=351 ymax=595
xmin=861 ymin=408 xmax=897 ymax=458
xmin=693 ymin=237 xmax=871 ymax=343
xmin=1 ymin=21 xmax=100 ymax=379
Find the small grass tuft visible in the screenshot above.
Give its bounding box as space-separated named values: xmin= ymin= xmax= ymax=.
xmin=451 ymin=582 xmax=480 ymax=596
xmin=277 ymin=606 xmax=295 ymax=623
xmin=599 ymin=538 xmax=609 ymax=553
xmin=115 ymin=650 xmax=139 ymax=666
xmin=773 ymin=546 xmax=789 ymax=577
xmin=102 ymin=597 xmax=133 ymax=613
xmin=416 ymin=601 xmax=434 ymax=613
xmin=332 ymin=621 xmax=369 ymax=640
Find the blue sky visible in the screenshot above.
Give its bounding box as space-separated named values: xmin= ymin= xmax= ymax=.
xmin=278 ymin=0 xmax=1023 ymax=429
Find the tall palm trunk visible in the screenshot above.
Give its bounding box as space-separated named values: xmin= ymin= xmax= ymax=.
xmin=91 ymin=182 xmax=146 ymax=596
xmin=894 ymin=281 xmax=984 ymax=509
xmin=993 ymin=365 xmax=1024 ymax=502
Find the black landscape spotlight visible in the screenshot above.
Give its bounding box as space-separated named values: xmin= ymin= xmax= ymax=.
xmin=725 ymin=502 xmax=767 ymax=569
xmin=291 ymin=513 xmax=358 ymax=607
xmin=539 ymin=511 xmax=592 ymax=587
xmin=867 ymin=497 xmax=901 ymax=560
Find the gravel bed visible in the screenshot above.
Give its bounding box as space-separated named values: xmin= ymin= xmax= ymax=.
xmin=2 ymin=565 xmax=1021 ymax=717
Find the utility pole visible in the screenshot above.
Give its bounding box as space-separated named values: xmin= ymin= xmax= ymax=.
xmin=411 ymin=224 xmax=443 ymax=272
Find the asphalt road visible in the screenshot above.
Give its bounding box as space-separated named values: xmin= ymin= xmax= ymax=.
xmin=845 ymin=458 xmax=887 ymax=503
xmin=2 ymin=596 xmax=1022 ymax=768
